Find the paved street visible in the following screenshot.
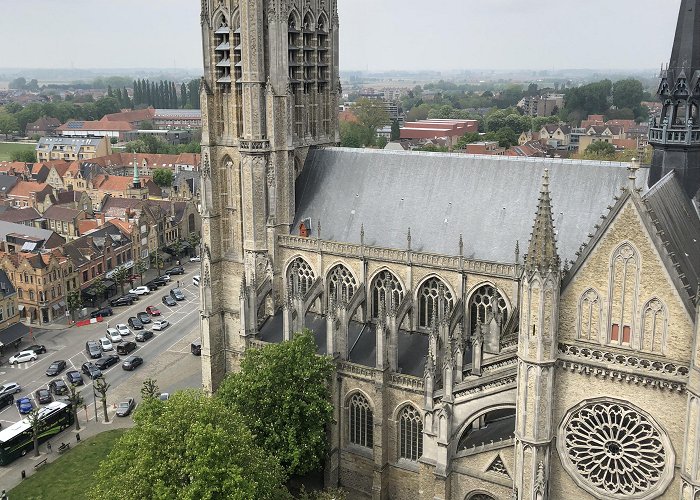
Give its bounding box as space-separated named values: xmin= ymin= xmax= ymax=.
xmin=0 ymin=261 xmax=203 ymax=491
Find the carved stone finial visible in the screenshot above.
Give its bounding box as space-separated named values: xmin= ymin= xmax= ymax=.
xmin=317 ymin=220 xmax=321 ymax=240
xmin=515 ymin=240 xmax=520 ymax=264
xmin=407 ymin=227 xmax=412 ymax=250
xmin=534 ymin=461 xmax=546 ymax=494
xmin=458 ymin=233 xmax=463 ymax=256
xmin=526 ymin=169 xmax=560 ymax=274
xmin=360 ymin=223 xmax=365 ymax=246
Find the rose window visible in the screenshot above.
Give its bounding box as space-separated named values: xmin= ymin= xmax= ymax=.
xmin=558 ymin=399 xmax=673 ymax=499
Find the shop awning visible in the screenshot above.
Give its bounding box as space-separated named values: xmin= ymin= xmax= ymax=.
xmin=58 ymin=300 xmax=66 ymax=307
xmin=52 ymin=304 xmax=61 ymax=311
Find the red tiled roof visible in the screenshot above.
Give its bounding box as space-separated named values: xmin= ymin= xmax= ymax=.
xmin=100 ymin=108 xmax=155 ymax=124
xmin=91 ymin=174 xmax=150 ymax=192
xmin=57 ymin=120 xmax=134 ymax=132
xmin=78 ymin=219 xmax=101 ymax=235
xmin=8 ymin=181 xmax=50 ymax=198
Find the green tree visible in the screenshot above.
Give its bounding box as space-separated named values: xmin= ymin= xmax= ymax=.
xmin=340 ymin=121 xmax=372 ymax=148
xmin=180 ymin=83 xmax=188 ymax=109
xmin=583 ymin=141 xmax=616 ymax=160
xmin=150 ymin=250 xmax=164 ymax=277
xmin=27 ymin=409 xmax=46 ymax=457
xmin=390 ymin=120 xmax=400 ymax=141
xmin=613 ymin=78 xmax=644 ymax=116
xmin=376 ymin=136 xmax=388 ymax=148
xmin=10 ymin=150 xmax=37 ymax=163
xmin=187 ymin=232 xmax=201 ymax=257
xmin=91 ymin=390 xmax=290 ymax=499
xmin=66 ymin=383 xmax=84 ymax=431
xmin=94 ymin=377 xmax=111 ymax=423
xmin=0 ymin=112 xmax=18 ymax=139
xmin=217 ymin=330 xmax=334 ymax=476
xmin=563 ymin=80 xmax=613 ymax=119
xmin=141 ymin=378 xmax=159 ymax=399
xmin=353 ymin=98 xmax=390 ymax=144
xmin=112 ymin=266 xmax=130 ymax=296
xmin=455 ymin=132 xmax=481 ymax=150
xmin=92 ymin=277 xmax=107 ymax=306
xmin=134 ymin=258 xmax=149 ymax=286
xmin=66 ymin=290 xmax=82 ymax=321
xmin=152 ymin=168 xmax=174 ymax=189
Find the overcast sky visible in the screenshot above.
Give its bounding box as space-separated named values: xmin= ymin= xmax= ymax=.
xmin=0 ymin=0 xmax=682 ymax=71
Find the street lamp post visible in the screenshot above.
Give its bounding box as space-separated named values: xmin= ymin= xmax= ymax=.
xmin=92 ymin=383 xmax=99 ymax=422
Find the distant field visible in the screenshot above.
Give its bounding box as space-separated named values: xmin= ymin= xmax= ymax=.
xmin=0 ymin=141 xmax=36 ymax=161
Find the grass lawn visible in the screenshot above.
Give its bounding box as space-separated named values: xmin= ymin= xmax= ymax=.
xmin=9 ymin=429 xmax=126 ymax=500
xmin=0 ymin=142 xmax=36 ymax=161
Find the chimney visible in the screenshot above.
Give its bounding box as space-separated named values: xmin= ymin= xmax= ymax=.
xmin=100 ymin=212 xmax=105 ymax=225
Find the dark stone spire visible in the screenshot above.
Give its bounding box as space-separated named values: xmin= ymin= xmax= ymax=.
xmin=649 ymin=0 xmax=700 ymax=200
xmin=526 ymin=170 xmax=560 ymax=274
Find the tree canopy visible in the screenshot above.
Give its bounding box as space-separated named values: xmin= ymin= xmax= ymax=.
xmin=152 ymin=168 xmax=174 ymax=188
xmin=216 ymin=330 xmax=335 ymax=477
xmin=91 ymin=390 xmax=290 ymax=500
xmin=582 ymin=140 xmax=616 ymax=160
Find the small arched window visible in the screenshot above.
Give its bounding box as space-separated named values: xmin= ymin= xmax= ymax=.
xmin=641 ymin=298 xmax=666 ymax=354
xmin=469 ymin=284 xmax=508 ymax=333
xmin=609 ymin=243 xmax=639 ymax=346
xmin=328 ymin=264 xmax=356 ymax=305
xmin=578 ymin=289 xmax=601 ymax=342
xmin=287 ymin=257 xmax=315 ymax=296
xmin=417 ymin=277 xmax=453 ymax=328
xmin=349 ymin=393 xmax=373 ymax=448
xmin=371 ymin=270 xmax=404 ymax=318
xmin=398 ymin=405 xmax=423 ymax=461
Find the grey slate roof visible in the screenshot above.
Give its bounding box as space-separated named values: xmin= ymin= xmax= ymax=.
xmin=0 ymin=221 xmax=60 ymax=246
xmin=643 ymin=171 xmax=700 ymax=300
xmin=0 ymin=269 xmax=16 ymax=296
xmin=0 ymin=174 xmax=18 ymax=195
xmin=295 ymin=148 xmax=647 ymax=263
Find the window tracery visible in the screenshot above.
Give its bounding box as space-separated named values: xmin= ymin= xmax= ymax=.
xmin=371 ymin=270 xmax=404 ymax=318
xmin=578 ymin=289 xmax=601 ymax=342
xmin=609 ymin=243 xmax=639 ymax=346
xmin=469 ymin=284 xmax=508 ymax=333
xmin=327 ymin=264 xmax=356 ymax=304
xmin=398 ymin=405 xmax=422 ymax=461
xmin=641 ymin=298 xmax=666 ymax=354
xmin=418 ymin=277 xmax=453 ymax=328
xmin=349 ymin=393 xmax=373 ymax=448
xmin=286 ymin=257 xmax=315 ymax=296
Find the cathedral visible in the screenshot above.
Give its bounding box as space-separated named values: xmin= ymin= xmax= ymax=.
xmin=197 ymin=1 xmax=700 ymax=499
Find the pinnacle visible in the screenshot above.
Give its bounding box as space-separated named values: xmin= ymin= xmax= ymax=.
xmin=526 ymin=169 xmax=560 ymax=274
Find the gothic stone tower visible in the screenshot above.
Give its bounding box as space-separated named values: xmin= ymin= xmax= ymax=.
xmin=199 ymin=0 xmax=340 ymax=391
xmin=648 ymin=0 xmax=700 ymax=201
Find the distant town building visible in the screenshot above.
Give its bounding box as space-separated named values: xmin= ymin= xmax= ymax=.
xmin=400 ymin=119 xmax=479 ymax=148
xmin=36 ymin=137 xmax=111 ymax=162
xmin=56 ymin=120 xmax=134 ymax=141
xmin=517 ymin=93 xmax=564 ymax=117
xmin=25 ymin=116 xmax=61 ymax=137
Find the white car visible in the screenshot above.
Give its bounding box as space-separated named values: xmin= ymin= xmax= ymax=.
xmin=189 ymin=256 xmax=201 ymax=262
xmin=106 ymin=328 xmax=123 ymax=343
xmin=0 ymin=382 xmax=21 ymax=395
xmin=116 ymin=324 xmax=132 ymax=336
xmin=9 ymin=350 xmax=37 ymax=364
xmin=129 ymin=286 xmax=150 ymax=296
xmin=152 ymin=320 xmax=170 ymax=331
xmin=100 ymin=337 xmax=114 ymax=351
xmin=193 ymin=275 xmax=200 ymax=286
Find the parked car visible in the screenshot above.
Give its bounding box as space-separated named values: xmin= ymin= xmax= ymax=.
xmin=26 ymin=344 xmax=46 ymax=354
xmin=48 ymin=379 xmax=68 ymax=395
xmin=162 ymin=295 xmax=176 ymax=306
xmin=153 ymin=276 xmax=169 ymax=286
xmin=110 ymin=296 xmax=133 ymax=307
xmin=128 ymin=316 xmax=144 ymax=330
xmin=100 ymin=337 xmax=113 ymax=352
xmin=116 ymin=398 xmax=136 ymax=417
xmin=66 ymin=370 xmax=84 ymax=386
xmin=124 ymin=293 xmax=140 ymax=302
xmin=116 ymin=324 xmax=132 ymax=336
xmin=193 ymin=275 xmax=200 ymax=286
xmin=167 ymin=266 xmax=185 ymax=275
xmin=152 ymin=320 xmax=169 ymax=331
xmin=90 ymin=307 xmax=113 ymax=319
xmin=190 ymin=256 xmax=201 ymax=262
xmin=0 ymin=383 xmax=21 ymax=396
xmin=158 ymin=274 xmax=171 ymax=282
xmin=81 ymin=362 xmax=103 ymax=380
xmin=95 ymin=354 xmax=120 ymax=370
xmin=16 ymin=397 xmax=33 ymax=414
xmin=45 ymin=360 xmax=67 ymax=377
xmin=145 ymin=281 xmax=160 ymax=291
xmin=86 ymin=340 xmax=103 ymax=359
xmin=106 ymin=329 xmax=122 ymax=344
xmin=0 ymin=392 xmax=13 ymax=410
xmin=117 ymin=341 xmax=137 ymax=355
xmin=135 ymin=330 xmax=154 ymax=342
xmin=129 ymin=286 xmax=150 ymax=296
xmin=9 ymin=350 xmax=37 ymax=364
xmin=35 ymin=388 xmax=52 ymax=404
xmin=170 ymin=288 xmax=185 ymax=301
xmin=145 ymin=305 xmax=161 ymax=316
xmin=136 ymin=312 xmax=151 ymax=324
xmin=121 ymin=356 xmax=143 ymax=371
xmin=191 ymin=339 xmax=202 ymax=356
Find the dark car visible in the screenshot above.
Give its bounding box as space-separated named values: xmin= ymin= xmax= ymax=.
xmin=117 ymin=341 xmax=137 ymax=355
xmin=48 ymin=379 xmax=68 ymax=395
xmin=128 ymin=316 xmax=144 ymax=330
xmin=145 ymin=281 xmax=160 ymax=291
xmin=81 ymin=362 xmax=103 ymax=380
xmin=16 ymin=397 xmax=33 ymax=414
xmin=85 ymin=340 xmax=102 ymax=359
xmin=0 ymin=392 xmax=13 ymax=410
xmin=153 ymin=276 xmax=169 ymax=286
xmin=116 ymin=398 xmax=136 ymax=417
xmin=110 ymin=296 xmax=133 ymax=307
xmin=167 ymin=266 xmax=185 ymax=275
xmin=35 ymin=388 xmax=52 ymax=404
xmin=124 ymin=293 xmax=140 ymax=302
xmin=170 ymin=288 xmax=185 ymax=301
xmin=162 ymin=295 xmax=176 ymax=306
xmin=66 ymin=370 xmax=84 ymax=386
xmin=90 ymin=307 xmax=113 ymax=319
xmin=135 ymin=330 xmax=154 ymax=342
xmin=136 ymin=312 xmax=151 ymax=324
xmin=45 ymin=359 xmax=67 ymax=377
xmin=191 ymin=339 xmax=202 ymax=356
xmin=26 ymin=344 xmax=46 ymax=354
xmin=95 ymin=354 xmax=120 ymax=370
xmin=121 ymin=356 xmax=143 ymax=371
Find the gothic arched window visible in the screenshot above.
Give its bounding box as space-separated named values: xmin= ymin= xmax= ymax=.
xmin=578 ymin=289 xmax=601 ymax=342
xmin=327 ymin=264 xmax=356 ymax=305
xmin=287 ymin=257 xmax=315 ymax=296
xmin=469 ymin=284 xmax=508 ymax=333
xmin=641 ymin=298 xmax=666 ymax=354
xmin=417 ymin=277 xmax=454 ymax=329
xmin=371 ymin=270 xmax=404 ymax=318
xmin=609 ymin=243 xmax=639 ymax=346
xmin=398 ymin=405 xmax=423 ymax=461
xmin=349 ymin=393 xmax=373 ymax=448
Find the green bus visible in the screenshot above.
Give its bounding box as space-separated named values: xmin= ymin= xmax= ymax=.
xmin=0 ymin=401 xmax=74 ymax=465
